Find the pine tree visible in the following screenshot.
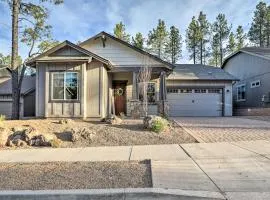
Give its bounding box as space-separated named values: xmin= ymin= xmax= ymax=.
xmin=197 ymin=11 xmax=210 ymax=64
xmin=248 ymin=1 xmax=267 ymax=47
xmin=186 ymin=16 xmax=200 ymax=64
xmin=212 ymin=14 xmax=231 ymax=66
xmin=227 ymin=32 xmax=236 ymax=55
xmin=265 ymin=6 xmax=270 ymax=47
xmin=132 ymin=32 xmax=144 ymax=49
xmin=209 ymin=34 xmax=220 ymax=67
xmin=235 ymin=26 xmax=246 ymax=50
xmin=147 ymin=19 xmax=169 ymax=60
xmin=165 ymin=26 xmax=182 ymax=64
xmin=113 ymin=21 xmax=130 ymax=43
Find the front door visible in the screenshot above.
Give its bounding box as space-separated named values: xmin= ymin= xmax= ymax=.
xmin=113 ymin=81 xmax=127 ymax=115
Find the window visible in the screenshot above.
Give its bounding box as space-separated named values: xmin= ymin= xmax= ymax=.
xmin=167 ymin=88 xmax=178 ymax=93
xmin=208 ymin=89 xmax=222 ymax=94
xmin=180 ymin=89 xmax=192 ymax=93
xmin=52 ymin=72 xmax=78 ymax=100
xmin=195 ymin=89 xmax=206 ymax=93
xmin=237 ymin=84 xmax=246 ymax=101
xmin=251 ymin=80 xmax=261 ymax=88
xmin=139 ymin=82 xmax=156 ymax=103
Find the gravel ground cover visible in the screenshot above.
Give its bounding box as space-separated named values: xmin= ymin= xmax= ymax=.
xmin=0 ymin=161 xmax=152 ymax=190
xmin=0 ymin=119 xmax=196 ymax=148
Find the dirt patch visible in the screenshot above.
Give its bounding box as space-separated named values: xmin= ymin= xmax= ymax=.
xmin=0 ymin=161 xmax=151 ymax=190
xmin=239 ymin=116 xmax=270 ymax=122
xmin=0 ymin=119 xmax=196 ymax=148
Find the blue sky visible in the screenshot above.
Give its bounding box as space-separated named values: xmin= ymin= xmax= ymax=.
xmin=0 ymin=0 xmax=269 ymax=63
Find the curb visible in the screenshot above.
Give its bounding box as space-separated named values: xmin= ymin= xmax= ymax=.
xmin=0 ymin=188 xmax=225 ymax=199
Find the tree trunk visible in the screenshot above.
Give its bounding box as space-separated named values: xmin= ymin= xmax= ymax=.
xmin=193 ymin=46 xmax=196 ymax=64
xmin=11 ymin=0 xmax=20 ymax=119
xmin=200 ymin=40 xmax=203 ymax=64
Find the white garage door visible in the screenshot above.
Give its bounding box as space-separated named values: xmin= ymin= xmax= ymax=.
xmin=0 ymin=101 xmax=12 ymax=118
xmin=167 ymin=88 xmax=223 ymax=117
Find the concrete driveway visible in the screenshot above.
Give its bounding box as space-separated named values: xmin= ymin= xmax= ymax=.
xmin=174 ymin=117 xmax=270 ymax=143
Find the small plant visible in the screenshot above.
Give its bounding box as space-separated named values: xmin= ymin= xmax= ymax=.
xmin=150 ymin=117 xmax=169 ymax=133
xmin=50 ymin=138 xmax=62 ymax=148
xmin=0 ymin=115 xmax=6 ymax=122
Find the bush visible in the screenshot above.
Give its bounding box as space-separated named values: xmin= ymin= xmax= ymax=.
xmin=144 ymin=115 xmax=169 ymax=133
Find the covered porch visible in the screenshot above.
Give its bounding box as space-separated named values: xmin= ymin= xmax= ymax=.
xmin=107 ymin=66 xmax=170 ymax=118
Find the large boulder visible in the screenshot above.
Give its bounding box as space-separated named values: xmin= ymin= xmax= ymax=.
xmin=7 ymin=126 xmax=56 ymax=147
xmin=71 ymin=127 xmax=96 ymax=142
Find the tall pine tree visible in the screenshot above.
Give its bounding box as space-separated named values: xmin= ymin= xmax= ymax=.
xmin=248 ymin=1 xmax=267 ymax=47
xmin=227 ymin=32 xmax=236 ymax=55
xmin=209 ymin=33 xmax=220 ymax=67
xmin=186 ymin=16 xmax=200 ymax=64
xmin=235 ymin=26 xmax=246 ymax=50
xmin=197 ymin=11 xmax=210 ymax=64
xmin=265 ymin=6 xmax=270 ymax=47
xmin=113 ymin=21 xmax=130 ymax=43
xmin=132 ymin=32 xmax=144 ymax=49
xmin=165 ymin=26 xmax=182 ymax=64
xmin=147 ymin=19 xmax=169 ymax=60
xmin=212 ymin=14 xmax=231 ymax=66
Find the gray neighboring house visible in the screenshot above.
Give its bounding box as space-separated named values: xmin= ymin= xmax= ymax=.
xmin=167 ymin=64 xmax=237 ymax=117
xmin=0 ymin=67 xmax=35 ymax=118
xmin=222 ymin=47 xmax=270 ymax=115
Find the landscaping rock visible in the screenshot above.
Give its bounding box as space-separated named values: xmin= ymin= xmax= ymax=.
xmin=0 ymin=127 xmax=11 ymax=147
xmin=105 ymin=116 xmax=123 ymax=125
xmin=7 ymin=126 xmax=56 ymax=147
xmin=71 ymin=127 xmax=96 ymax=142
xmin=29 ymin=135 xmax=51 ymax=146
xmin=59 ymin=119 xmax=74 ymax=125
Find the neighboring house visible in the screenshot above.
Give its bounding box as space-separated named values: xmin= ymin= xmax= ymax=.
xmin=167 ymin=64 xmax=237 ymax=117
xmin=0 ymin=67 xmax=35 ymax=118
xmin=222 ymin=47 xmax=270 ymax=115
xmin=26 ymin=31 xmax=235 ymax=118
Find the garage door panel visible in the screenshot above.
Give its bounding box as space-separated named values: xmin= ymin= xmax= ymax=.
xmin=167 ymin=88 xmax=223 ymax=117
xmin=0 ymin=102 xmax=12 ymax=118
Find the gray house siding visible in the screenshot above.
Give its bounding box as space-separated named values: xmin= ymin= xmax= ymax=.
xmin=224 ymin=53 xmax=270 ymax=108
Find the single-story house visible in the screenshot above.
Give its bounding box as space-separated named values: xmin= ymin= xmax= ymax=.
xmin=222 ymin=47 xmax=270 ymax=115
xmin=0 ymin=67 xmax=35 ymax=118
xmin=24 ymin=31 xmax=236 ymax=118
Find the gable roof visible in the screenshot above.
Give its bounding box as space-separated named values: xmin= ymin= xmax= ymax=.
xmin=26 ymin=40 xmax=112 ymax=68
xmin=168 ymin=64 xmax=238 ymax=81
xmin=79 ymin=31 xmax=174 ymax=70
xmin=222 ymin=47 xmax=270 ymax=68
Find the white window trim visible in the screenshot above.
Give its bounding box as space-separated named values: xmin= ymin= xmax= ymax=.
xmin=51 ymin=71 xmax=79 ymax=101
xmin=237 ymin=84 xmax=246 ymax=102
xmin=250 ymin=80 xmax=261 ymax=88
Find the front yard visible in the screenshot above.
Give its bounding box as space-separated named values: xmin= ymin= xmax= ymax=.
xmin=0 ymin=118 xmax=196 ymax=149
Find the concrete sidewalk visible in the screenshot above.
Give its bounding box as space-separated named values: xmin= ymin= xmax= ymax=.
xmin=0 ymin=144 xmax=188 ymax=163
xmin=1 ymin=140 xmax=270 ymax=200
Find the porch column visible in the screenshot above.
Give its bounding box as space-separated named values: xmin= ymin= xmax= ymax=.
xmin=132 ymin=72 xmax=138 ymax=99
xmin=159 ymin=71 xmax=167 ymax=116
xmin=159 ymin=71 xmax=167 ymax=101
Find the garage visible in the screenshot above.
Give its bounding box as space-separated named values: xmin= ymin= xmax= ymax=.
xmin=167 ymin=88 xmax=223 ymax=117
xmin=166 ymin=64 xmax=237 ymax=117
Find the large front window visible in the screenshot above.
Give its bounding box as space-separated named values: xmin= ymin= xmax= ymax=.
xmin=52 ymin=72 xmax=78 ymax=100
xmin=139 ymin=82 xmax=156 ymax=103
